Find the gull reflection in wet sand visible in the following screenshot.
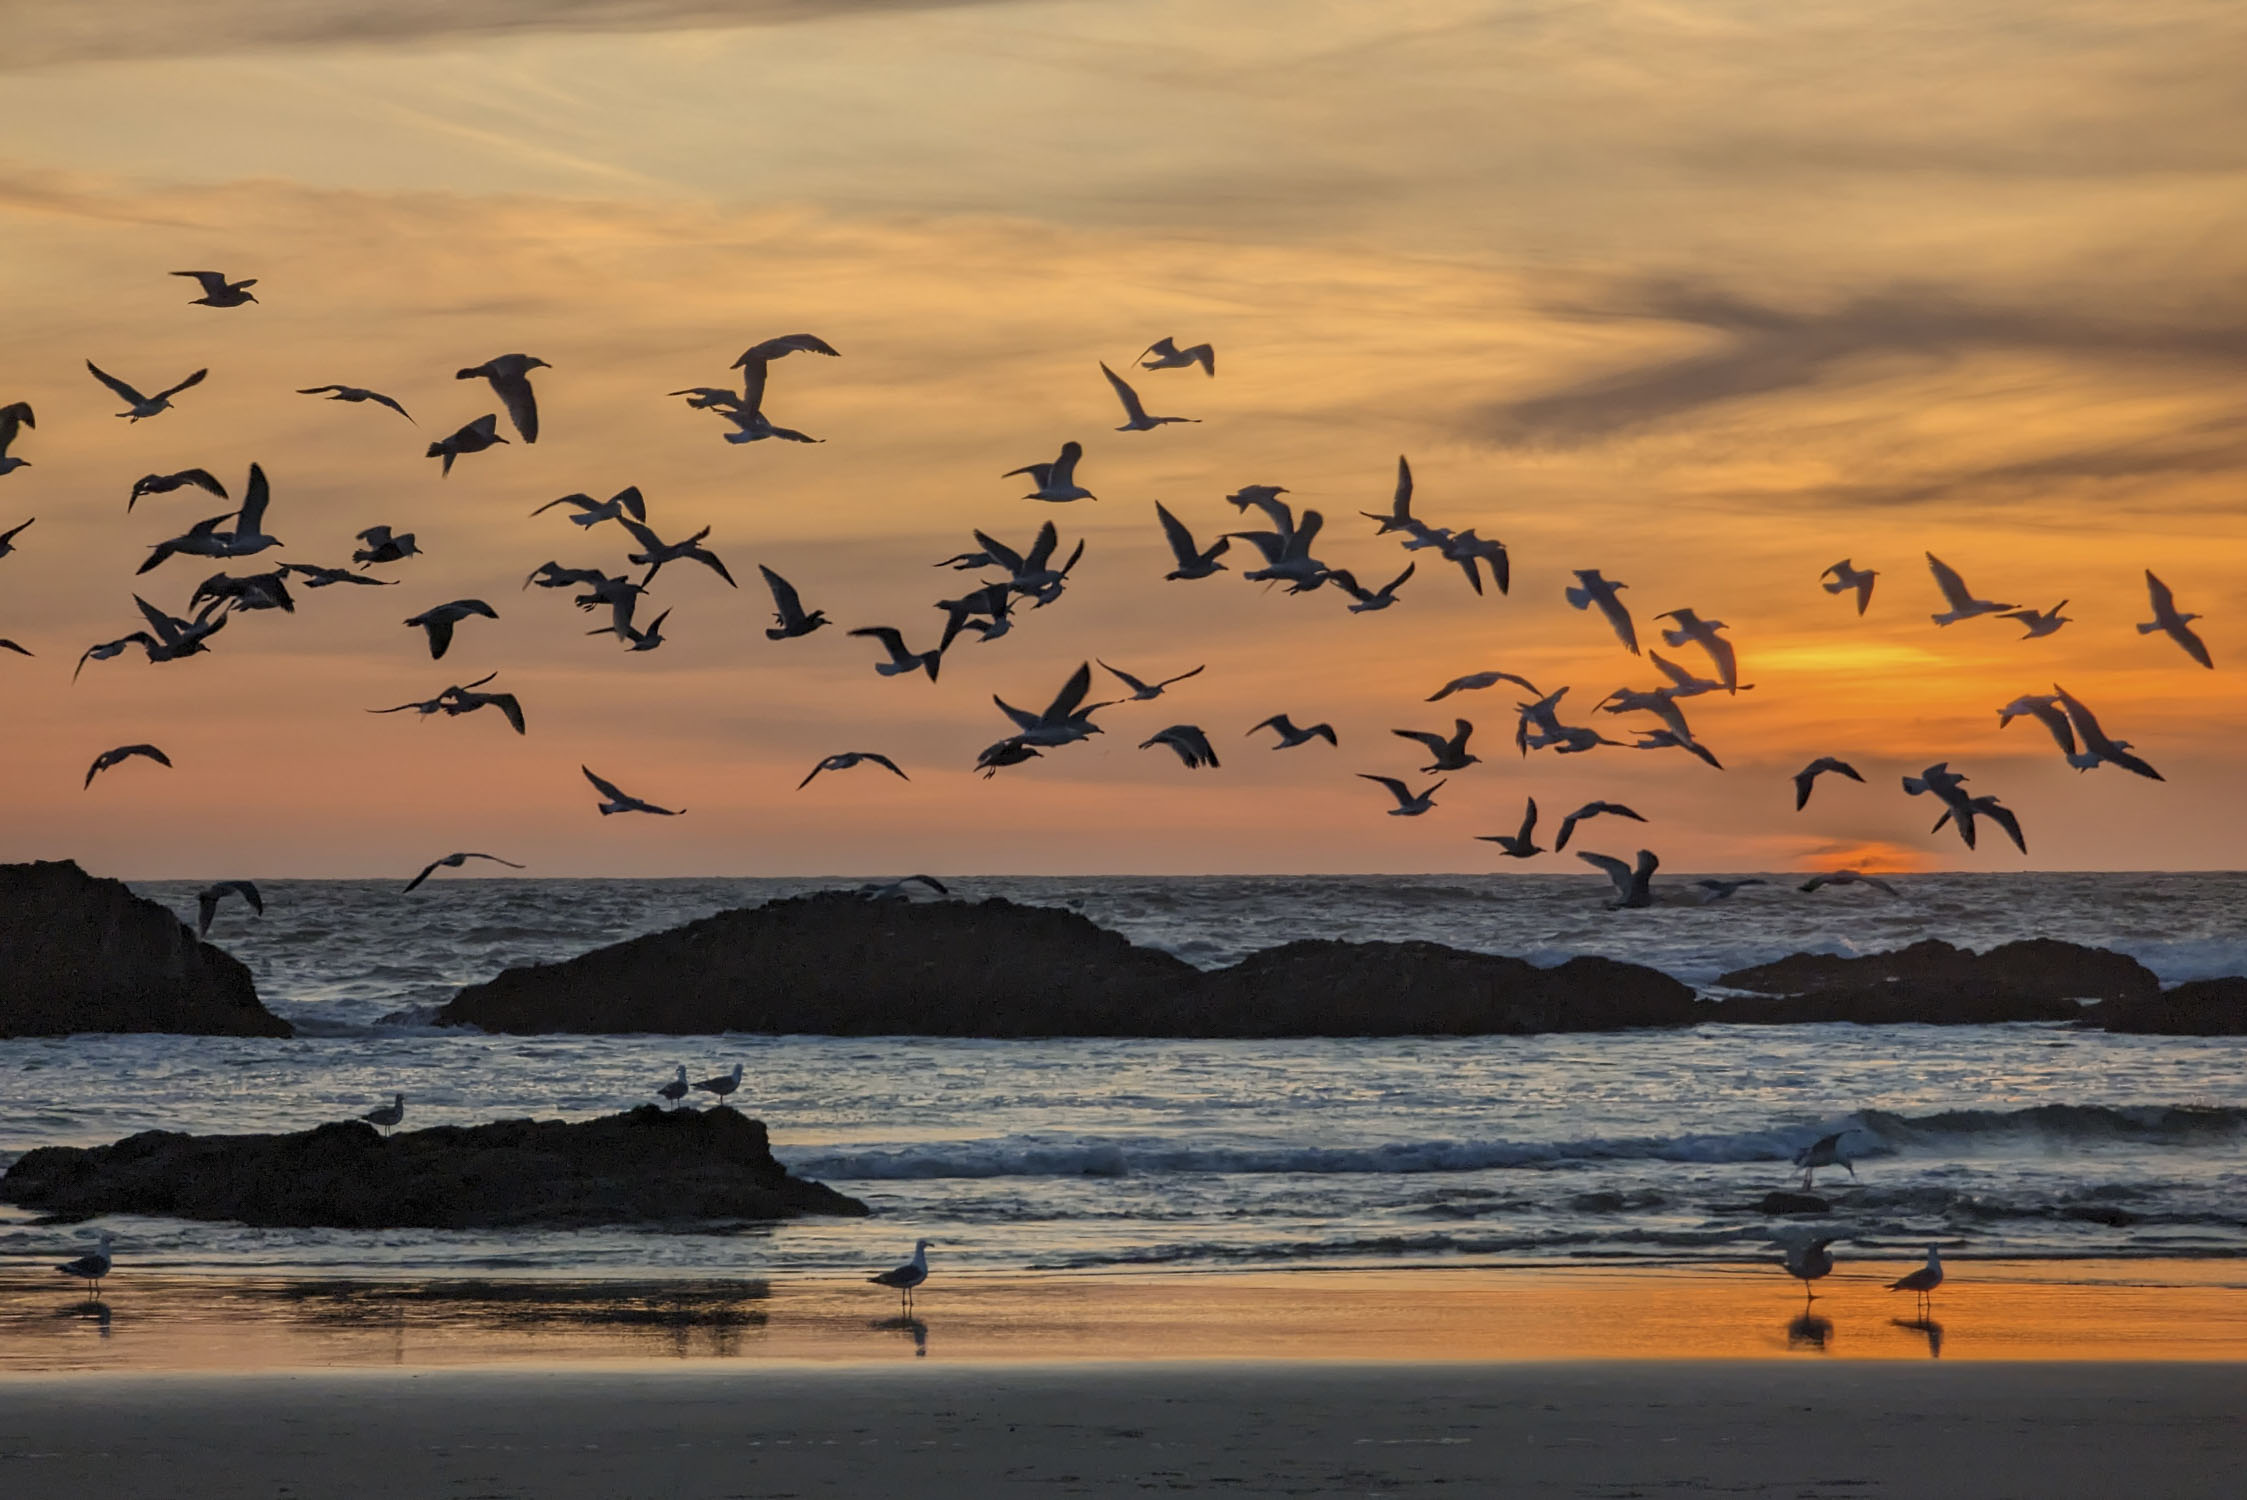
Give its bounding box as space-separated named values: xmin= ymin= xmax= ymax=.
xmin=56 ymin=1300 xmax=114 ymax=1339
xmin=871 ymin=1315 xmax=929 ymax=1357
xmin=1786 ymin=1311 xmax=1834 ymax=1352
xmin=1891 ymin=1318 xmax=1944 ymax=1359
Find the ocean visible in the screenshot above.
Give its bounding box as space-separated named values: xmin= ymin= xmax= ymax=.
xmin=2 ymin=873 xmax=2243 ymax=1279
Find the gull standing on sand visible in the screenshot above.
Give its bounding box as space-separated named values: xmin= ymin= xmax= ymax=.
xmin=1154 ymin=501 xmax=1230 ymax=579
xmin=2139 ymin=571 xmax=2214 ymax=669
xmin=1100 ymin=362 xmax=1199 ymax=431
xmin=870 ymin=1239 xmax=933 ymax=1312
xmin=1100 ymin=661 xmax=1205 ymax=701
xmin=1140 ymin=724 xmax=1220 ymax=769
xmin=1552 ymin=801 xmax=1644 ymax=852
xmin=800 ymin=752 xmax=910 ymax=789
xmin=1566 ymin=570 xmax=1639 ymax=654
xmin=657 ymin=1066 xmax=690 ymax=1109
xmin=426 ymin=413 xmax=507 ymax=475
xmin=1477 ymin=798 xmax=1542 ymax=858
xmin=1889 ymin=1246 xmax=1944 ymax=1313
xmin=87 ymin=361 xmax=206 ymax=421
xmin=298 ymin=384 xmax=414 ymax=421
xmin=173 ymin=270 xmax=257 ymax=306
xmin=0 ymin=400 xmax=34 ymax=474
xmin=1247 ymin=714 xmax=1337 ymax=749
xmin=1361 ymin=775 xmax=1445 ymax=816
xmin=1579 ymin=849 xmax=1659 ymax=908
xmin=85 ymin=744 xmax=171 ymax=788
xmin=1925 ymin=553 xmax=2015 ymax=625
xmin=1822 ymin=559 xmax=1877 ymax=615
xmin=55 ymin=1231 xmax=115 ymax=1295
xmin=456 ymin=353 xmax=549 ymax=442
xmin=195 ymin=880 xmax=263 ymax=937
xmin=1792 ymin=1131 xmax=1858 ymax=1189
xmin=1799 ymin=870 xmax=1900 ymax=897
xmin=694 ymin=1063 xmax=744 ymax=1105
xmin=584 ymin=766 xmax=683 ymax=816
xmin=1005 ymin=441 xmax=1095 ymax=502
xmin=403 ymin=852 xmax=527 ymax=893
xmin=1783 ymin=1237 xmax=1838 ymax=1302
xmin=1137 ymin=337 xmax=1215 ymax=375
xmin=363 ymin=1094 xmax=406 ymax=1132
xmin=1793 ymin=757 xmax=1864 ymax=810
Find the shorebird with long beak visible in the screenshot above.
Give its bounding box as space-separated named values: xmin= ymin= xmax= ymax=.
xmin=297 ymin=384 xmax=414 ymax=421
xmin=533 ymin=486 xmax=647 ymax=531
xmin=0 ymin=401 xmax=34 ymax=475
xmin=456 ymin=353 xmax=549 ymax=442
xmin=128 ymin=469 xmax=227 ymax=511
xmin=1821 ymin=559 xmax=1877 ymax=615
xmin=1925 ymin=552 xmax=2015 ymax=625
xmin=1329 ymin=562 xmax=1415 ymax=613
xmin=2139 ymin=571 xmax=2214 ymax=669
xmin=1100 ymin=661 xmax=1204 ymax=701
xmin=1392 ymin=718 xmax=1479 ymax=772
xmin=1477 ymin=798 xmax=1542 ymax=858
xmin=758 ymin=565 xmax=828 ymax=640
xmin=849 ymin=626 xmax=943 ymax=681
xmin=1005 ymin=441 xmax=1095 ymax=502
xmin=1141 ymin=724 xmax=1220 ymax=769
xmin=799 ymin=752 xmax=910 ymax=789
xmin=1137 ymin=336 xmax=1214 ymax=375
xmin=426 ymin=413 xmax=507 ymax=475
xmin=1154 ymin=501 xmax=1230 ymax=579
xmin=1654 ymin=609 xmax=1738 ymax=690
xmin=1360 ymin=775 xmax=1445 ymax=816
xmin=1566 ymin=570 xmax=1639 ymax=653
xmin=194 ymin=881 xmax=263 ymax=937
xmin=403 ymin=851 xmax=527 ymax=892
xmin=1793 ymin=756 xmax=1864 ymax=810
xmin=173 ymin=269 xmax=257 ymax=306
xmin=1247 ymin=715 xmax=1337 ymax=749
xmin=1553 ymin=801 xmax=1644 ymax=851
xmin=85 ymin=744 xmax=171 ymax=788
xmin=88 ymin=360 xmax=206 ymax=421
xmin=1579 ymin=849 xmax=1659 ymax=908
xmin=583 ymin=766 xmax=683 ymax=816
xmin=1100 ymin=362 xmax=1199 ymax=430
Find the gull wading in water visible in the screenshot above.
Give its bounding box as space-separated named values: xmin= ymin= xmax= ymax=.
xmin=173 ymin=269 xmax=257 ymax=307
xmin=2138 ymin=571 xmax=2214 ymax=669
xmin=1360 ymin=774 xmax=1444 ymax=816
xmin=1100 ymin=362 xmax=1199 ymax=431
xmin=1793 ymin=756 xmax=1864 ymax=811
xmin=1793 ymin=1131 xmax=1857 ymax=1189
xmin=1137 ymin=336 xmax=1214 ymax=375
xmin=870 ymin=1239 xmax=933 ymax=1312
xmin=694 ymin=1063 xmax=744 ymax=1105
xmin=403 ymin=851 xmax=527 ymax=893
xmin=1925 ymin=552 xmax=2015 ymax=626
xmin=1247 ymin=714 xmax=1337 ymax=749
xmin=1821 ymin=559 xmax=1877 ymax=615
xmin=1005 ymin=441 xmax=1095 ymax=502
xmin=657 ymin=1065 xmax=690 ymax=1109
xmin=297 ymin=384 xmax=414 ymax=421
xmin=584 ymin=765 xmax=683 ymax=816
xmin=88 ymin=360 xmax=207 ymax=422
xmin=456 ymin=353 xmax=549 ymax=443
xmin=194 ymin=880 xmax=263 ymax=937
xmin=55 ymin=1231 xmax=115 ymax=1295
xmin=1579 ymin=849 xmax=1658 ymax=909
xmin=1476 ymin=797 xmax=1541 ymax=858
xmin=363 ymin=1093 xmax=405 ymax=1132
xmin=799 ymin=752 xmax=910 ymax=789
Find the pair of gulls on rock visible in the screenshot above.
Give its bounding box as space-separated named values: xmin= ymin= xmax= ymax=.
xmin=671 ymin=333 xmax=839 ymax=444
xmin=655 ymin=1063 xmax=744 ymax=1107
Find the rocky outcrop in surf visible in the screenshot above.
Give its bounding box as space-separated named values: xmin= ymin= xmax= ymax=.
xmin=2083 ymin=977 xmax=2247 ymax=1036
xmin=1712 ymin=938 xmax=2158 ymax=1025
xmin=0 ymin=858 xmax=291 ymax=1039
xmin=432 ymin=892 xmax=1699 ymax=1037
xmin=0 ymin=1105 xmax=868 ymax=1229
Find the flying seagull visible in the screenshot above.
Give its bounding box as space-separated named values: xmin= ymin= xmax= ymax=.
xmin=173 ymin=270 xmax=256 ymax=307
xmin=1360 ymin=774 xmax=1445 ymax=816
xmin=456 ymin=353 xmax=549 ymax=442
xmin=1100 ymin=660 xmax=1205 ymax=701
xmin=1329 ymin=562 xmax=1415 ymax=613
xmin=758 ymin=564 xmax=829 ymax=639
xmin=1140 ymin=724 xmax=1220 ymax=769
xmin=1361 ymin=455 xmax=1421 ymax=536
xmin=85 ymin=743 xmax=171 ymax=788
xmin=1247 ymin=714 xmax=1337 ymax=749
xmin=1693 ymin=878 xmax=1767 ymax=902
xmin=402 ymin=851 xmax=529 ymax=893
xmin=2139 ymin=570 xmax=2213 ymax=669
xmin=1998 ymin=601 xmax=2070 ymax=639
xmin=1792 ymin=756 xmax=1865 ymax=811
xmin=1821 ymin=559 xmax=1877 ymax=615
xmin=354 ymin=526 xmax=421 ymax=567
xmin=1154 ymin=501 xmax=1230 ymax=580
xmin=620 ymin=518 xmax=737 ymax=588
xmin=1476 ymin=797 xmax=1542 ymax=858
xmin=427 ymin=413 xmax=508 ymax=475
xmin=1100 ymin=362 xmax=1199 ymax=431
xmin=403 ymin=599 xmax=498 ymax=659
xmin=297 ymin=384 xmax=414 ymax=421
xmin=1925 ymin=552 xmax=2015 ymax=625
xmin=1427 ymin=669 xmax=1541 ymax=702
xmin=1998 ymin=693 xmax=2093 ymax=768
xmin=1565 ymin=570 xmax=1639 ymax=654
xmin=1933 ymin=794 xmax=2028 ymax=855
xmin=992 ymin=661 xmax=1108 ymax=748
xmin=1437 ymin=529 xmax=1510 ymax=596
xmin=1552 ymin=801 xmax=1645 ymax=852
xmin=1799 ymin=870 xmax=1900 ymax=896
xmin=583 ymin=765 xmax=683 ymax=816
xmin=799 ymin=752 xmax=910 ymax=789
xmin=194 ymin=880 xmax=263 ymax=937
xmin=533 ymin=486 xmax=647 ymax=530
xmin=732 ymin=332 xmax=839 ymax=416
xmin=1654 ymin=609 xmax=1737 ymax=690
xmin=0 ymin=401 xmax=33 ymax=475
xmin=1137 ymin=337 xmax=1214 ymax=375
xmin=87 ymin=360 xmax=206 ymax=421
xmin=0 ymin=516 xmax=31 ymax=559
xmin=285 ymin=562 xmax=396 ymax=590
xmin=849 ymin=626 xmax=943 ymax=681
xmin=128 ymin=468 xmax=228 ymax=510
xmin=2051 ymin=683 xmax=2163 ymax=780
xmin=1392 ymin=718 xmax=1479 ymax=772
xmin=1579 ymin=849 xmax=1659 ymax=909
xmin=1004 ymin=441 xmax=1095 ymax=502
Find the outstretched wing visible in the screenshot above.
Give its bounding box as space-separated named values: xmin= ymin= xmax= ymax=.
xmin=1153 ymin=501 xmax=1200 ymax=565
xmin=1043 ymin=661 xmax=1094 ymax=721
xmin=581 ymin=765 xmax=631 ymax=801
xmin=1100 ymin=362 xmax=1150 ymax=424
xmin=758 ymin=564 xmax=806 ymax=619
xmin=154 ymin=368 xmax=209 ymax=402
xmin=86 ymin=361 xmax=146 ymax=405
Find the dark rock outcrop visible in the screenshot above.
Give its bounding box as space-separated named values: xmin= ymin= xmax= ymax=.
xmin=1712 ymin=938 xmax=2158 ymax=1025
xmin=433 ymin=892 xmax=1699 ymax=1038
xmin=2083 ymin=977 xmax=2247 ymax=1036
xmin=0 ymin=1105 xmax=867 ymax=1229
xmin=0 ymin=859 xmax=290 ymax=1038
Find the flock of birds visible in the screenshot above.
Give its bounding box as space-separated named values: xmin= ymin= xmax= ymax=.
xmin=0 ymin=272 xmax=2215 ymax=914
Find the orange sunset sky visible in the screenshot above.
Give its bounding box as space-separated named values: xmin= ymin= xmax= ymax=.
xmin=2 ymin=1 xmax=2243 ymax=878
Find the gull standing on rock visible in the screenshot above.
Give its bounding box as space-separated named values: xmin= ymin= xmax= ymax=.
xmin=1154 ymin=501 xmax=1230 ymax=579
xmin=694 ymin=1063 xmax=744 ymax=1105
xmin=2139 ymin=571 xmax=2214 ymax=669
xmin=1140 ymin=724 xmax=1220 ymax=769
xmin=584 ymin=766 xmax=683 ymax=816
xmin=87 ymin=361 xmax=206 ymax=421
xmin=403 ymin=852 xmax=527 ymax=893
xmin=656 ymin=1066 xmax=690 ymax=1109
xmin=426 ymin=413 xmax=508 ymax=475
xmin=1247 ymin=714 xmax=1337 ymax=749
xmin=1793 ymin=757 xmax=1864 ymax=810
xmin=1822 ymin=559 xmax=1877 ymax=615
xmin=0 ymin=401 xmax=34 ymax=474
xmin=1137 ymin=337 xmax=1215 ymax=375
xmin=1476 ymin=798 xmax=1542 ymax=858
xmin=1925 ymin=552 xmax=2016 ymax=625
xmin=1553 ymin=801 xmax=1645 ymax=851
xmin=362 ymin=1094 xmax=405 ymax=1133
xmin=799 ymin=752 xmax=910 ymax=789
xmin=173 ymin=270 xmax=257 ymax=306
xmin=1100 ymin=362 xmax=1199 ymax=431
xmin=297 ymin=384 xmax=414 ymax=421
xmin=456 ymin=353 xmax=549 ymax=442
xmin=1566 ymin=570 xmax=1639 ymax=653
xmin=195 ymin=881 xmax=263 ymax=937
xmin=1005 ymin=441 xmax=1095 ymax=502
xmin=85 ymin=744 xmax=171 ymax=787
xmin=1579 ymin=849 xmax=1659 ymax=909
xmin=1360 ymin=775 xmax=1445 ymax=816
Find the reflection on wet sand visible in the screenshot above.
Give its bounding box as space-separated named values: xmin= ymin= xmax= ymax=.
xmin=871 ymin=1314 xmax=929 ymax=1357
xmin=1892 ymin=1317 xmax=1945 ymax=1359
xmin=1785 ymin=1311 xmax=1833 ymax=1352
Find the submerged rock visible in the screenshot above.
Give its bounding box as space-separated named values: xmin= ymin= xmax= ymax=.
xmin=1712 ymin=938 xmax=2157 ymax=1025
xmin=2083 ymin=977 xmax=2247 ymax=1036
xmin=433 ymin=891 xmax=1698 ymax=1037
xmin=0 ymin=858 xmax=290 ymax=1038
xmin=1 ymin=1104 xmax=868 ymax=1229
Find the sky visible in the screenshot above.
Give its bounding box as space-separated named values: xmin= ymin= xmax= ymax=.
xmin=2 ymin=0 xmax=2243 ymax=878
